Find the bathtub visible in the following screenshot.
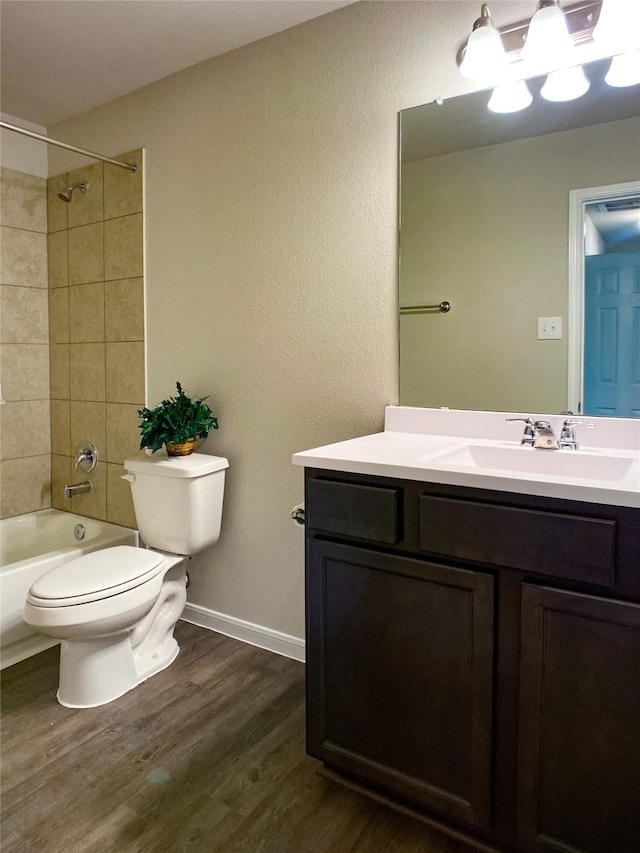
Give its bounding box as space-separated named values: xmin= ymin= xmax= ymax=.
xmin=1 ymin=509 xmax=138 ymax=669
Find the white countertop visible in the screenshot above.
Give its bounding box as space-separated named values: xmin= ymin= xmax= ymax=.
xmin=293 ymin=407 xmax=640 ymax=508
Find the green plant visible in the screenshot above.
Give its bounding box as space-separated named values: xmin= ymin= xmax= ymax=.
xmin=138 ymin=382 xmax=219 ymax=453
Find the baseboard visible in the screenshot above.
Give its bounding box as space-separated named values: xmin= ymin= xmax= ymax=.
xmin=181 ymin=603 xmax=305 ymax=663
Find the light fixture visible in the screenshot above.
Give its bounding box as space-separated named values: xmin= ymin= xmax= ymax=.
xmin=521 ymin=1 xmax=575 ymax=71
xmin=593 ymin=0 xmax=640 ymax=51
xmin=488 ymin=80 xmax=533 ymax=113
xmin=593 ymin=0 xmax=640 ymax=87
xmin=605 ymin=49 xmax=640 ymax=86
xmin=541 ymin=64 xmax=591 ymax=100
xmin=459 ymin=3 xmax=509 ymax=85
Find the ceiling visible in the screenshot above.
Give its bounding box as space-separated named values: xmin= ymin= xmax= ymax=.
xmin=0 ymin=0 xmax=357 ymax=127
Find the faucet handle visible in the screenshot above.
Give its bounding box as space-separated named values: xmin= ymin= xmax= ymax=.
xmin=562 ymin=419 xmax=595 ymax=429
xmin=74 ymin=440 xmax=98 ymax=473
xmin=506 ymin=416 xmax=536 ymax=446
xmin=560 ymin=419 xmax=595 ymax=450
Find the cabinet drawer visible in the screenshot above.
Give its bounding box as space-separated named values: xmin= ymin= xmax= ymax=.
xmin=307 ymin=478 xmax=400 ymax=544
xmin=419 ymin=495 xmax=616 ymax=587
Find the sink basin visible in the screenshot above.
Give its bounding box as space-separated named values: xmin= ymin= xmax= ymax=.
xmin=425 ymin=444 xmax=635 ymax=482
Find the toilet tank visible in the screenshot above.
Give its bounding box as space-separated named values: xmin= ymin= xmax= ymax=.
xmin=123 ymin=452 xmax=228 ymax=555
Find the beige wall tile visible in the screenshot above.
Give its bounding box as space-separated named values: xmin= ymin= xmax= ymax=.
xmin=49 ymin=286 xmax=70 ymax=343
xmin=69 ymin=342 xmax=106 ymax=401
xmin=68 ymin=163 xmax=104 ymax=229
xmin=50 ymin=343 xmax=70 ymax=399
xmin=51 ymin=399 xmax=71 ymax=456
xmin=51 ymin=453 xmax=71 ymax=510
xmin=1 ymin=226 xmax=48 ymax=287
xmin=104 ymin=214 xmax=143 ymax=281
xmin=106 ymin=341 xmax=144 ymax=404
xmin=69 ymin=282 xmax=105 ymax=343
xmin=48 ymin=231 xmax=68 ymax=288
xmin=105 ymin=278 xmax=144 ymax=341
xmin=0 ymin=168 xmax=47 ymax=232
xmin=106 ymin=462 xmax=137 ymax=528
xmin=47 ymin=174 xmax=69 ymax=233
xmin=70 ymin=400 xmax=106 ymax=458
xmin=0 ymin=455 xmax=51 ymax=518
xmin=1 ymin=343 xmax=50 ymax=400
xmin=68 ymin=222 xmax=104 ymax=285
xmin=0 ymin=400 xmax=51 ymax=460
xmin=71 ymin=460 xmax=106 ymax=520
xmin=1 ymin=285 xmax=49 ymax=343
xmin=104 ymin=151 xmax=143 ymax=220
xmin=105 ymin=403 xmax=141 ymax=463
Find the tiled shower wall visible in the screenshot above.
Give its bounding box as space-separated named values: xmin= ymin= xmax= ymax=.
xmin=47 ymin=149 xmax=144 ymax=528
xmin=0 ymin=168 xmax=51 ymax=518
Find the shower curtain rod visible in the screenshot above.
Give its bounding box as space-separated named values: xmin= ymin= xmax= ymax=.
xmin=0 ymin=120 xmax=137 ymax=172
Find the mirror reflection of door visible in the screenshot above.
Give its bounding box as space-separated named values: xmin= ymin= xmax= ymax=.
xmin=583 ymin=196 xmax=640 ymax=417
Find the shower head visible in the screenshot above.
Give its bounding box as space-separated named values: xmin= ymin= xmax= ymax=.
xmin=57 ymin=181 xmax=88 ymax=202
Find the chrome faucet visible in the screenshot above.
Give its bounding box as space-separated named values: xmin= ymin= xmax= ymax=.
xmin=507 ymin=417 xmax=596 ymax=450
xmin=64 ymin=481 xmax=92 ymax=499
xmin=531 ymin=420 xmax=560 ymax=449
xmin=506 ymin=417 xmax=559 ymax=449
xmin=559 ymin=419 xmax=595 ymax=450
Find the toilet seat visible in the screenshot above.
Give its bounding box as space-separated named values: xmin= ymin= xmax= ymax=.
xmin=27 ymin=546 xmax=166 ymax=608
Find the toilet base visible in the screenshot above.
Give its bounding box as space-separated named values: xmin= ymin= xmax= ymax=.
xmin=56 ymin=570 xmax=187 ymax=709
xmin=58 ymin=634 xmax=139 ymax=709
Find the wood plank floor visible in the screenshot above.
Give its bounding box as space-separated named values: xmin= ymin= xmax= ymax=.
xmin=1 ymin=622 xmax=479 ymax=853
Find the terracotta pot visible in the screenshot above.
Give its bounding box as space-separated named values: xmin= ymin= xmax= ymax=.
xmin=165 ymin=438 xmax=196 ymax=456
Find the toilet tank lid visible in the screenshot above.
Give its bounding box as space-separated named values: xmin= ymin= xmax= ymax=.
xmin=124 ymin=451 xmax=229 ymax=478
xmin=29 ymin=546 xmax=165 ymax=600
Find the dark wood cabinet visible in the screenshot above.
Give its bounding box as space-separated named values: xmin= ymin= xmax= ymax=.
xmin=306 ymin=539 xmax=494 ymax=828
xmin=518 ymin=585 xmax=640 ymax=853
xmin=304 ymin=468 xmax=640 ymax=852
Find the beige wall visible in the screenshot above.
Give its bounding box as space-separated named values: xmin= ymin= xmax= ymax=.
xmin=0 ymin=167 xmax=51 ymax=518
xmin=46 ymin=1 xmax=535 ymax=638
xmin=400 ymin=117 xmax=640 ymax=413
xmin=47 ymin=151 xmax=144 ymax=526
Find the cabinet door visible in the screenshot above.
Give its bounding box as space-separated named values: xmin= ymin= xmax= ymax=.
xmin=306 ymin=539 xmax=494 ymax=829
xmin=518 ymin=585 xmax=640 ymax=853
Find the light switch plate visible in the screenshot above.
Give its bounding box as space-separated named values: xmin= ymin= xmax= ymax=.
xmin=537 ymin=316 xmax=562 ymax=340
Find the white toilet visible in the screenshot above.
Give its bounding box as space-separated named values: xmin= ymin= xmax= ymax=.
xmin=24 ymin=452 xmax=228 ymax=709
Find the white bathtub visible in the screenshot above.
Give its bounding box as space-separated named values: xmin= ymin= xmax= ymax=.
xmin=1 ymin=509 xmax=138 ymax=669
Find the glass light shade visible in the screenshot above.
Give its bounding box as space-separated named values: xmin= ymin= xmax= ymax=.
xmin=521 ymin=3 xmax=574 ymax=71
xmin=488 ymin=80 xmax=533 ymax=113
xmin=459 ymin=24 xmax=509 ymax=83
xmin=605 ymin=50 xmax=640 ymax=87
xmin=593 ymin=0 xmax=640 ymax=52
xmin=541 ymin=65 xmax=591 ymax=101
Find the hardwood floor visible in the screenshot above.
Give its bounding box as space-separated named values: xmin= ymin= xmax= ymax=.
xmin=1 ymin=622 xmax=478 ymax=853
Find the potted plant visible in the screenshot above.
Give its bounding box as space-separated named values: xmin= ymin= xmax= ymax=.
xmin=137 ymin=382 xmax=219 ymax=456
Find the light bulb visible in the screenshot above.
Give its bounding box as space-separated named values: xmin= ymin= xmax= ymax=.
xmin=459 ymin=5 xmax=509 ymax=84
xmin=521 ymin=2 xmax=574 ymax=72
xmin=488 ymin=80 xmax=533 ymax=113
xmin=541 ymin=66 xmax=591 ymax=101
xmin=593 ymin=0 xmax=640 ymax=52
xmin=605 ymin=50 xmax=640 ymax=87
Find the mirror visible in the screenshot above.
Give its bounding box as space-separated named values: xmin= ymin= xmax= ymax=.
xmin=399 ymin=58 xmax=640 ymax=417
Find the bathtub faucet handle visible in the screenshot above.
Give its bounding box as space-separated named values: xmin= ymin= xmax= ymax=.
xmin=74 ymin=440 xmax=98 ymax=473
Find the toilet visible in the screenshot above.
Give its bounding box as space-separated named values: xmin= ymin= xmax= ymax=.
xmin=23 ymin=452 xmax=228 ymax=708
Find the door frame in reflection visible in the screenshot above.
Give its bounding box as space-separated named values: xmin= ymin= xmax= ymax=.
xmin=567 ymin=180 xmax=640 ymax=415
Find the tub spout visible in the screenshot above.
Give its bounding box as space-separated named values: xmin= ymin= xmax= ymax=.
xmin=64 ymin=481 xmax=92 ymax=499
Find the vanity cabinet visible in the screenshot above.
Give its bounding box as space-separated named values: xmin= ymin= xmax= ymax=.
xmin=304 ymin=468 xmax=640 ymax=853
xmin=518 ymin=585 xmax=640 ymax=853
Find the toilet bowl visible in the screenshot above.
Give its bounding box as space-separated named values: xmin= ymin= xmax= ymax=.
xmin=24 ymin=451 xmax=228 ymax=708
